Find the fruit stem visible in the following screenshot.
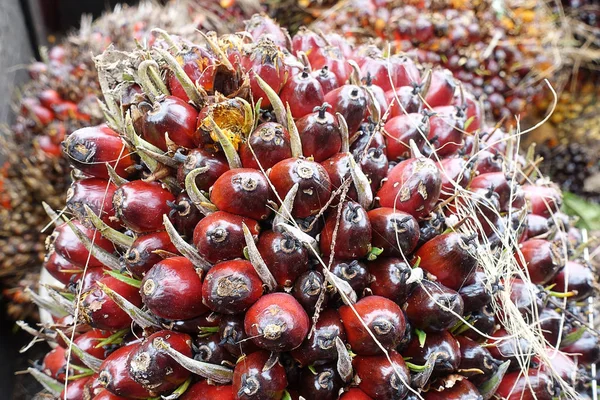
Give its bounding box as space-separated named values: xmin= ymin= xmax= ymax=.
xmin=97 ymin=282 xmax=161 ymax=328
xmin=151 ymin=28 xmax=182 ymax=53
xmin=163 ymin=215 xmax=212 ymax=271
xmin=27 ymin=368 xmax=63 ymax=397
xmin=286 ymin=104 xmax=303 ymax=158
xmin=256 ymin=74 xmax=288 ymax=130
xmin=61 ymin=217 xmax=121 ymax=270
xmin=273 ymin=183 xmax=299 ymax=231
xmin=84 ymin=205 xmax=133 ymax=249
xmin=347 ymin=60 xmax=361 ymax=86
xmin=242 ymin=223 xmax=277 ymax=292
xmin=184 ymin=167 xmax=218 ymax=216
xmin=349 ymin=155 xmax=373 ymax=210
xmin=137 ymin=60 xmax=169 ymax=103
xmin=335 ymin=336 xmax=353 ymax=383
xmin=337 ymin=113 xmax=350 ymax=153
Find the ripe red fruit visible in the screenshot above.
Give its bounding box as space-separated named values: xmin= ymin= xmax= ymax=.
xmin=66 ymin=178 xmax=119 ymax=229
xmin=193 ymin=211 xmax=259 ymax=264
xmin=293 ymin=270 xmax=327 ymax=313
xmin=516 ymin=239 xmax=564 ymax=285
xmin=468 ymin=172 xmax=516 ymax=213
xmin=522 ymin=183 xmax=562 ymax=217
xmin=299 ymin=364 xmax=343 ymax=400
xmin=385 ymin=86 xmax=422 ymax=118
xmin=93 ymin=390 xmax=129 ymax=400
xmin=61 ymin=377 xmax=91 ymax=400
xmin=202 ymin=259 xmax=263 ymax=314
xmin=474 ymin=150 xmax=503 ymax=175
xmin=280 ymin=69 xmax=325 ymax=118
xmin=312 ymin=66 xmax=339 ymax=94
xmin=322 ymin=153 xmax=359 ymax=203
xmin=244 ymin=293 xmax=310 ymax=352
xmin=320 ymin=201 xmax=372 ymax=260
xmin=219 ymin=314 xmax=259 ymax=358
xmin=240 ymin=122 xmax=292 ymax=170
xmin=72 ymin=267 xmax=108 ymax=294
xmin=242 ymin=37 xmax=287 ymax=107
xmin=129 ymin=330 xmax=192 ymax=394
xmin=329 ymin=260 xmax=370 ymax=295
xmin=38 ymin=89 xmax=62 ymax=108
xmin=560 ymin=329 xmax=600 ymax=365
xmin=551 ymin=261 xmax=595 ymax=301
xmin=390 ymin=55 xmax=420 ymax=87
xmin=63 ymin=125 xmax=134 ymax=179
xmin=113 ymin=181 xmax=175 ymax=233
xmin=166 ymin=47 xmax=216 ymax=99
xmin=232 ymin=351 xmax=288 ymax=400
xmin=311 ymin=46 xmax=352 ymax=84
xmin=44 ymin=250 xmax=82 ymax=285
xmin=169 ymin=193 xmax=203 ymax=239
xmin=458 ymin=270 xmax=492 ymax=314
xmin=180 ymin=381 xmax=235 ymax=400
xmin=139 ymin=96 xmax=198 ymax=150
xmin=290 ymin=308 xmax=346 ymax=366
xmin=405 ymin=280 xmax=464 ymax=332
xmin=72 ymin=329 xmax=113 ymax=365
xmin=496 ymin=370 xmax=555 ymax=400
xmin=368 ymin=208 xmax=420 ymax=256
xmin=49 ymin=220 xmax=115 ymax=268
xmin=35 ymin=135 xmax=63 ymax=157
xmin=269 ymin=158 xmax=332 ymax=218
xmin=437 ymin=157 xmax=473 ymax=201
xmin=404 ymin=330 xmax=461 ymax=376
xmin=296 ymin=104 xmax=342 ymax=162
xmin=456 ymin=336 xmax=499 ymax=384
xmin=324 ymin=85 xmax=368 ymax=134
xmin=368 ymin=257 xmax=413 ymax=304
xmin=210 ymin=168 xmax=273 ymax=220
xmin=353 ymin=350 xmax=411 ymax=400
xmin=427 ymin=106 xmax=466 ymax=157
xmin=124 ymin=231 xmax=179 ymax=278
xmin=424 ymin=69 xmax=456 ymax=107
xmin=423 ymin=379 xmax=482 ymax=399
xmin=141 ymin=257 xmax=206 ymax=320
xmin=415 ymin=233 xmax=478 ymax=290
xmin=292 ymin=27 xmax=326 ymax=56
xmin=176 ymin=148 xmax=230 ymax=191
xmin=42 ymin=346 xmax=70 ymax=382
xmin=245 ymin=14 xmax=287 ymax=48
xmin=524 ymin=214 xmax=551 ymax=240
xmin=97 ymin=343 xmax=152 ymax=399
xmin=339 ymin=388 xmax=373 ymax=400
xmin=339 ymin=295 xmax=406 ymax=355
xmin=377 ymin=156 xmax=442 ymax=220
xmin=257 ymin=230 xmax=309 ymax=288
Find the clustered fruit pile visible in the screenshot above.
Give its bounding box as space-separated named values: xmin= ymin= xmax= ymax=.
xmin=19 ymin=15 xmax=599 ymax=400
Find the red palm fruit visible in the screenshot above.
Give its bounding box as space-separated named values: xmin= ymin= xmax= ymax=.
xmin=257 ymin=230 xmax=309 ymax=288
xmin=551 ymin=261 xmax=596 ymax=301
xmin=139 ymin=96 xmax=198 ymax=150
xmin=376 ymin=156 xmax=442 ymax=220
xmin=423 ymin=379 xmax=482 ymax=399
xmin=496 ymin=370 xmax=555 ymax=400
xmin=456 ymin=336 xmax=499 ymax=384
xmin=113 ymin=181 xmax=175 ymax=233
xmin=26 ymin=104 xmax=55 ymax=127
xmin=240 ymin=122 xmax=292 ymax=170
xmin=458 ymin=270 xmax=492 ymax=314
xmin=42 ymin=346 xmax=70 ymax=382
xmin=93 ymin=390 xmax=129 ymax=399
xmin=463 ymin=92 xmax=482 ymax=133
xmin=293 ymin=270 xmax=327 ymax=313
xmin=405 ymin=280 xmax=464 ymax=332
xmin=368 ymin=257 xmax=413 ymax=304
xmin=54 ymin=101 xmax=88 ymax=121
xmin=202 ymin=259 xmax=263 ymax=314
xmin=66 ymin=178 xmax=119 ymax=229
xmin=35 ymin=135 xmax=63 ymax=157
xmin=269 ymin=158 xmax=332 ymax=218
xmin=516 ymin=239 xmax=564 ymax=285
xmin=312 ymin=66 xmax=339 ymax=94
xmin=242 ymin=37 xmax=287 ymax=107
xmin=210 ymin=168 xmax=273 ymax=220
xmin=522 ymin=184 xmax=562 ymax=217
xmin=324 ymin=85 xmax=368 ymax=135
xmin=72 ymin=329 xmax=113 ymax=362
xmin=292 ymin=27 xmax=326 ymax=57
xmin=360 ymin=147 xmax=389 ymax=193
xmin=44 ymin=250 xmax=83 ymax=285
xmin=129 ymin=330 xmax=192 ymax=394
xmin=390 ymin=55 xmax=420 ymax=87
xmin=168 ymin=312 xmax=221 ymax=334
xmin=534 ymin=347 xmax=576 ymax=382
xmin=166 ymin=47 xmax=216 ymax=100
xmin=560 ymin=329 xmax=600 ymax=365
xmin=124 ymin=231 xmax=179 ymax=278
xmin=350 ymin=126 xmax=386 ymax=157
xmin=176 ymin=148 xmax=230 ymax=191
xmin=353 ymin=350 xmax=411 ymax=400
xmin=280 ymin=68 xmax=325 ymax=118
xmin=245 ymin=293 xmax=310 ymax=352
xmin=49 ymin=220 xmax=115 ymax=268
xmin=320 ymin=201 xmax=372 ymax=260
xmin=311 ymin=46 xmax=352 ymax=84
xmin=72 ymin=267 xmax=108 ymax=294
xmin=219 ymin=314 xmax=259 ymax=358
xmin=405 ymin=330 xmax=461 ymax=376
xmin=61 ymin=377 xmax=91 ymax=400
xmin=296 ymin=104 xmax=342 ymax=162
xmin=427 ymin=106 xmax=466 ymax=157
xmin=359 ymin=56 xmax=394 ymax=91
xmin=329 ymin=260 xmax=370 ymax=294
xmin=62 ymin=125 xmax=134 ymax=179
xmin=415 ymin=233 xmax=478 ymax=290
xmin=180 ymin=381 xmax=235 ymax=400
xmin=340 ymin=388 xmax=373 ymax=399
xmin=474 ymin=150 xmax=503 ymax=175
xmin=245 ymin=14 xmax=287 ymax=48
xmin=193 ymin=211 xmax=259 ymax=263
xmin=437 ymin=157 xmax=473 ymax=201
xmin=80 ymin=275 xmax=142 ymax=331
xmin=424 ymin=69 xmax=456 ymax=107
xmin=299 ymin=364 xmax=343 ymax=400
xmin=194 ymin=332 xmax=236 ymax=366
xmin=98 ymin=343 xmax=153 ymax=399
xmin=290 ymin=308 xmax=346 ymax=367
xmin=322 ymin=153 xmax=359 ymax=203
xmin=339 ymin=295 xmax=405 ymax=355
xmin=524 ymin=214 xmax=551 ymax=240
xmin=169 ymin=193 xmax=202 ymax=239
xmin=38 ymin=89 xmax=62 ymax=108
xmin=463 ymin=306 xmax=496 ymax=342
xmin=141 ymin=257 xmax=206 ymax=320
xmin=538 ymin=307 xmax=563 ymax=345
xmin=468 ymin=172 xmax=514 ymax=212
xmin=487 ymin=328 xmax=532 ymax=365
xmin=368 ymin=208 xmax=419 ymax=256
xmin=232 ymin=351 xmax=288 ymax=400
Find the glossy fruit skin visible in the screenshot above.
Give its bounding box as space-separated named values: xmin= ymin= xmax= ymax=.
xmin=458 ymin=270 xmax=492 ymax=314
xmin=405 ymin=280 xmax=464 ymax=332
xmin=166 ymin=47 xmax=216 ymax=100
xmin=92 ymin=389 xmax=129 ymax=399
xmin=368 ymin=208 xmax=420 ymax=256
xmin=113 ymin=181 xmax=175 ymax=233
xmin=474 ymin=150 xmax=503 ymax=175
xmin=329 ymin=260 xmax=370 ymax=294
xmin=66 ymin=178 xmax=119 ymax=229
xmin=313 ymin=66 xmax=339 ymax=93
xmin=383 ymin=114 xmax=429 ymax=161
xmin=456 ymin=336 xmax=499 ymax=384
xmin=139 ymin=96 xmax=198 ymax=150
xmin=71 ymin=267 xmax=107 ymax=294
xmin=194 ymin=332 xmax=235 ymax=366
xmin=423 ymin=379 xmax=482 ymax=400
xmin=245 ymin=293 xmax=310 ymax=352
xmin=242 ymin=38 xmax=287 ymax=107
xmin=50 ymin=220 xmax=115 ymax=268
xmin=415 ymin=233 xmax=478 ymax=290
xmin=169 ymin=193 xmax=203 ymax=240
xmin=240 ymin=122 xmax=292 ymax=170
xmin=176 ymin=148 xmax=230 ymax=191
xmin=487 ymin=328 xmax=532 ymax=366
xmin=468 ymin=172 xmax=515 ymax=212
xmin=80 ymin=275 xmax=142 ymax=331
xmin=377 ymin=157 xmax=442 ymax=220
xmin=219 ymin=314 xmax=259 ymax=358
xmin=339 ymin=295 xmax=406 ymax=355
xmin=290 ymin=308 xmax=346 ymax=366
xmin=280 ymin=69 xmax=325 ymax=118
xmin=320 ymin=201 xmax=372 ymax=260
xmin=180 ymin=381 xmax=235 ymax=400
xmin=353 ymin=350 xmax=411 ymax=400
xmin=141 ymin=257 xmax=206 ymax=320
xmin=61 ymin=377 xmax=91 ymax=400
xmin=210 ymin=168 xmax=273 ymax=220
xmin=404 ymin=330 xmax=461 ymax=376
xmin=98 ymin=343 xmax=152 ymax=399
xmin=72 ymin=329 xmax=113 ymax=365
xmin=425 ymin=69 xmax=456 ymax=107
xmin=551 ymin=261 xmax=596 ymax=301
xmin=437 ymin=157 xmax=472 ymax=201
xmin=124 ymin=231 xmax=179 ymax=278
xmin=44 ymin=250 xmax=82 ymax=285
xmin=368 ymin=257 xmax=413 ymax=304
xmin=427 ymin=106 xmax=466 ymax=157
xmin=463 ymin=305 xmax=496 ymax=342
xmin=496 ymin=370 xmax=555 ymax=400
xmin=298 ymin=364 xmax=343 ymax=400
xmin=560 ymin=329 xmax=600 ymax=365
xmin=322 ymin=153 xmax=359 ymax=203
xmin=233 ymin=351 xmax=287 ymax=400
xmin=63 ymin=125 xmax=134 ymax=179
xmin=385 ymin=86 xmax=421 ymax=118
xmin=258 ymin=230 xmax=309 ymax=288
xmin=339 ymin=388 xmax=373 ymax=399
xmin=269 ymin=158 xmax=332 ymax=218
xmin=293 ymin=270 xmax=327 ymax=313
xmin=358 ymin=146 xmax=389 ymax=192
xmin=193 ymin=211 xmax=259 ymax=264
xmin=516 ymin=239 xmax=564 ymax=285
xmin=42 ymin=346 xmax=69 ymax=382
xmin=522 ymin=184 xmax=562 ymax=218
xmin=129 ymin=330 xmax=192 ymax=394
xmin=202 ymin=260 xmax=263 ymax=314
xmin=324 ymin=85 xmax=368 ymax=134
xmin=296 ymin=107 xmax=342 ymax=162
xmin=524 ymin=214 xmax=551 ymax=240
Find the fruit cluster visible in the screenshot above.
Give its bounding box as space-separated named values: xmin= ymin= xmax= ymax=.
xmin=19 ymin=14 xmax=599 ymax=400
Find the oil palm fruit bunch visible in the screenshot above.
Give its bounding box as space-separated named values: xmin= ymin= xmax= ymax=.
xmin=19 ymin=15 xmax=599 ymax=400
xmin=0 ymin=0 xmax=262 ymax=320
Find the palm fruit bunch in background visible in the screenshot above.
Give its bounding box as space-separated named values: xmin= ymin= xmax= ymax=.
xmin=18 ymin=13 xmax=600 ymax=400
xmin=0 ymin=0 xmax=262 ymax=320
